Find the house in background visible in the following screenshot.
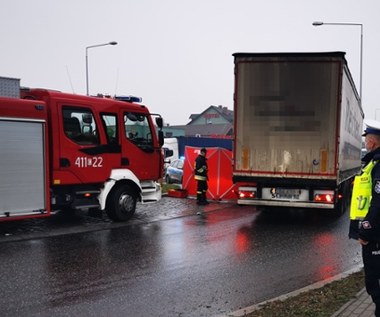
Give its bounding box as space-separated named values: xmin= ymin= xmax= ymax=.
xmin=163 ymin=105 xmax=233 ymax=138
xmin=161 ymin=126 xmax=185 ymax=138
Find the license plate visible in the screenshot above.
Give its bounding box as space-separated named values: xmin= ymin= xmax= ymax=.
xmin=270 ymin=188 xmax=302 ymax=199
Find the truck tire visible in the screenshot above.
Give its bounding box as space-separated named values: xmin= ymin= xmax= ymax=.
xmin=106 ymin=184 xmax=137 ymax=221
xmin=333 ymin=198 xmax=345 ymax=217
xmin=332 ymin=181 xmax=351 ymax=217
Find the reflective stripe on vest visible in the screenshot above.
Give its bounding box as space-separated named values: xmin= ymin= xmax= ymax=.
xmin=194 ymin=175 xmax=207 ymax=181
xmin=350 ymin=160 xmax=377 ymax=220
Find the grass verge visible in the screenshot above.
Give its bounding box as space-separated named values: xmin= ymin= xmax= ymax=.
xmin=244 ymin=269 xmax=365 ymax=317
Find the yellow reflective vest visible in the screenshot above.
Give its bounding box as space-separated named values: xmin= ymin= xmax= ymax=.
xmin=350 ymin=160 xmax=378 ymax=220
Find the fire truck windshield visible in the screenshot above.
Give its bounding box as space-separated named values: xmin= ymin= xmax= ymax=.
xmin=124 ymin=112 xmax=154 ymax=152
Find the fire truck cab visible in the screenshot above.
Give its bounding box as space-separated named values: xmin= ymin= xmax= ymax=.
xmin=0 ymin=88 xmax=164 ymax=222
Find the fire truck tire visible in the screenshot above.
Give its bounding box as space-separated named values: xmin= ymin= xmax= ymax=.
xmin=106 ymin=184 xmax=137 ymax=221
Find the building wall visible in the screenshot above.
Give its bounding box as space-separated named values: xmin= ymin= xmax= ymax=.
xmin=164 ymin=105 xmax=233 ymax=137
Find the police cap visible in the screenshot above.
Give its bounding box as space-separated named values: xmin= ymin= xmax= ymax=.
xmin=362 ymin=119 xmax=380 ymax=136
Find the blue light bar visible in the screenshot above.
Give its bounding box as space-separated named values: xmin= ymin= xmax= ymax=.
xmin=114 ymin=95 xmax=142 ymax=103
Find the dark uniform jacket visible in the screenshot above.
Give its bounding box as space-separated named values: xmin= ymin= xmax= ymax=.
xmin=194 ymin=154 xmax=208 ymax=180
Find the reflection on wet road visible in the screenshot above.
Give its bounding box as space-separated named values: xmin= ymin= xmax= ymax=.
xmin=0 ymin=198 xmax=361 ymax=316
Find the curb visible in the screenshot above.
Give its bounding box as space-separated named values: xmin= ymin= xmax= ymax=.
xmin=216 ymin=264 xmax=364 ymax=317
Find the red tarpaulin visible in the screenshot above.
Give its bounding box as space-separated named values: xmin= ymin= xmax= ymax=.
xmin=182 ymin=146 xmax=236 ymax=201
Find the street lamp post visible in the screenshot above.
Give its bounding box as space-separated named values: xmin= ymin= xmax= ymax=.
xmin=85 ymin=41 xmax=118 ymax=96
xmin=312 ymin=21 xmax=363 ymax=107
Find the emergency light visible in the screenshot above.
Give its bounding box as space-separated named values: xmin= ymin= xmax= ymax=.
xmin=115 ymin=95 xmax=142 ymax=103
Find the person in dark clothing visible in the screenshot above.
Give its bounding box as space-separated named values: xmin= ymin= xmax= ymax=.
xmin=350 ymin=120 xmax=380 ymax=317
xmin=194 ymin=148 xmax=209 ymax=205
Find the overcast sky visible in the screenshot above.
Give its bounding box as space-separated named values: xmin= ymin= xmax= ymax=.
xmin=1 ymin=0 xmax=379 ymax=125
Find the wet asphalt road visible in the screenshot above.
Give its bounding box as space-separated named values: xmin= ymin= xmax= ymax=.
xmin=0 ymin=197 xmax=362 ymax=317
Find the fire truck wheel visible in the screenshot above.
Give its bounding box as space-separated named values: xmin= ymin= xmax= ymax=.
xmin=106 ymin=184 xmax=137 ymax=222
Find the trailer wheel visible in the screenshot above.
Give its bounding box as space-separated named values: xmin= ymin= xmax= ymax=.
xmin=332 ymin=181 xmax=351 ymax=217
xmin=106 ymin=184 xmax=137 ymax=221
xmin=333 ymin=199 xmax=345 ymax=217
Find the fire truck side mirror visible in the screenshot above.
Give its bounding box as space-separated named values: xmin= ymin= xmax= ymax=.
xmin=158 ymin=130 xmax=164 ymax=147
xmin=155 ymin=117 xmax=163 ymax=129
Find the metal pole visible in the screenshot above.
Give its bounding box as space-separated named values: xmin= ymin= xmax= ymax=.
xmin=85 ymin=41 xmax=118 ymax=96
xmin=85 ymin=47 xmax=89 ymax=96
xmin=312 ymin=22 xmax=363 ymax=107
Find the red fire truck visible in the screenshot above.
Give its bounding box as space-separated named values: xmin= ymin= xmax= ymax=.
xmin=0 ymin=87 xmax=164 ymax=222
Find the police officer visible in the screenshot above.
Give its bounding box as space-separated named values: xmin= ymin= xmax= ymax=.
xmin=194 ymin=148 xmax=209 ymax=205
xmin=350 ymin=119 xmax=380 ymax=316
